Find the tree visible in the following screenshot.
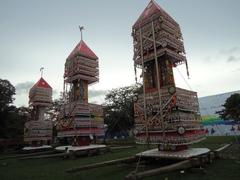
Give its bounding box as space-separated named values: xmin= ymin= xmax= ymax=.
xmin=0 ymin=79 xmax=28 ymax=140
xmin=217 ymin=93 xmax=240 ymax=122
xmin=104 ymin=84 xmax=141 ymax=138
xmin=0 ymin=79 xmax=15 ymax=111
xmin=45 ymin=98 xmax=64 ymax=122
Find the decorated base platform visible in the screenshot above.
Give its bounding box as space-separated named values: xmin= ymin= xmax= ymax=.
xmin=136 ymin=148 xmax=210 ymax=160
xmin=55 ymin=144 xmax=107 ymax=152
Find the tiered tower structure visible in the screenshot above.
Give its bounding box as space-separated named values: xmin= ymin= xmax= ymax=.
xmin=57 ymin=30 xmax=104 ymax=146
xmin=132 ymin=0 xmax=205 ymax=151
xmin=24 ymin=76 xmax=53 ymax=145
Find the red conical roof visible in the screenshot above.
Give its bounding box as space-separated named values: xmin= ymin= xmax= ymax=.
xmin=67 ymin=40 xmax=98 ymax=60
xmin=133 ymin=0 xmax=177 ymax=28
xmin=32 ymin=77 xmax=52 ymax=89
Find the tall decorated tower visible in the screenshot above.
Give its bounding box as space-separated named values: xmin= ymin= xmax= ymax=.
xmin=132 ymin=0 xmax=205 ymax=151
xmin=57 ymin=28 xmax=104 ymax=146
xmin=24 ymin=72 xmax=53 ymax=146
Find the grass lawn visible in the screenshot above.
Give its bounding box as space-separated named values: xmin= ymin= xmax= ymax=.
xmin=0 ymin=136 xmax=239 ymax=180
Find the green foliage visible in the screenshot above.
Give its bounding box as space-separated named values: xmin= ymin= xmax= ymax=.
xmin=104 ymin=85 xmax=141 ymax=137
xmin=0 ymin=79 xmax=15 ymax=111
xmin=0 ymin=79 xmax=29 ymax=140
xmin=45 ymin=97 xmax=65 ymax=137
xmin=0 ymin=106 xmax=29 ymax=139
xmin=45 ymin=98 xmax=64 ymax=122
xmin=217 ymin=93 xmax=240 ymax=122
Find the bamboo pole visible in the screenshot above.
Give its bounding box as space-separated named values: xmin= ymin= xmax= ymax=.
xmin=151 ymin=20 xmax=164 ymax=138
xmin=139 ymin=26 xmax=149 ymax=144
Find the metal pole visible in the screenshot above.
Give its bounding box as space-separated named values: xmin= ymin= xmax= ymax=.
xmin=151 ymin=20 xmax=165 ymax=138
xmin=139 ymin=26 xmax=149 ymax=144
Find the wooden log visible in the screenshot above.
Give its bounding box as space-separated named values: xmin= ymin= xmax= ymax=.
xmin=19 ymin=152 xmax=67 ymax=160
xmin=0 ymin=150 xmax=56 ymax=161
xmin=125 ymin=158 xmax=200 ymax=180
xmin=110 ymin=146 xmax=136 ymax=151
xmin=215 ymin=144 xmax=232 ymax=152
xmin=66 ymin=156 xmax=137 ymax=173
xmin=214 ymin=144 xmax=232 ymax=159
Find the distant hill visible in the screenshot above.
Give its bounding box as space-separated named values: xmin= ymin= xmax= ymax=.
xmin=199 ymin=90 xmax=240 ymax=116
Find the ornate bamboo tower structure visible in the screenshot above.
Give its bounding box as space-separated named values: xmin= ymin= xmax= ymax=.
xmin=24 ymin=74 xmax=53 ymax=146
xmin=57 ymin=28 xmax=104 ymax=146
xmin=132 ymin=0 xmax=205 ymax=151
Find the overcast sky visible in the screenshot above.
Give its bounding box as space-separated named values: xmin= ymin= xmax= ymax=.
xmin=1 ymin=0 xmax=240 ymax=107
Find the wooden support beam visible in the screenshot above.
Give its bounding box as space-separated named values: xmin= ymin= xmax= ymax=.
xmin=125 ymin=158 xmax=200 ymax=180
xmin=66 ymin=156 xmax=137 ymax=173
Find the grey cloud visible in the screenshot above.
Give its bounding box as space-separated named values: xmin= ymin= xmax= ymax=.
xmin=227 ymin=56 xmax=240 ymax=62
xmin=15 ymin=81 xmax=34 ymax=95
xmin=220 ymin=46 xmax=240 ymax=55
xmin=204 ymin=56 xmax=212 ymax=62
xmin=218 ymin=47 xmax=240 ymax=63
xmin=228 ymin=47 xmax=240 ymax=54
xmin=15 ymin=81 xmax=59 ymax=96
xmin=205 ymin=47 xmax=240 ymax=64
xmin=89 ymin=90 xmax=108 ymax=98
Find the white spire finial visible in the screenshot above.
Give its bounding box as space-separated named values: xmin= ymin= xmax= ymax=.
xmin=40 ymin=67 xmax=44 ymax=77
xmin=79 ymin=26 xmax=84 ymax=40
